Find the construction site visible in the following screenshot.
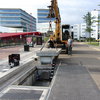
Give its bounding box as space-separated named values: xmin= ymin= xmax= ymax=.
xmin=0 ymin=0 xmax=100 ymax=100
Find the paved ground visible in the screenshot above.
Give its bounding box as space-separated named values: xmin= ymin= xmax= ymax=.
xmin=0 ymin=46 xmax=23 ymax=60
xmin=0 ymin=42 xmax=100 ymax=100
xmin=48 ymin=42 xmax=100 ymax=100
xmin=73 ymin=42 xmax=100 ymax=89
xmin=0 ymin=45 xmax=42 ymax=72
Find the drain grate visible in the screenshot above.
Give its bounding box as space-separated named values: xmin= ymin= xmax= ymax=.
xmin=0 ymin=89 xmax=43 ymax=100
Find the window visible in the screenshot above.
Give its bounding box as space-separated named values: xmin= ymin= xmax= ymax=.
xmin=1 ymin=21 xmax=21 ymax=24
xmin=0 ymin=13 xmax=20 ymax=17
xmin=1 ymin=17 xmax=20 ymax=20
xmin=0 ymin=9 xmax=20 ymax=13
xmin=38 ymin=10 xmax=49 ymax=13
xmin=92 ymin=26 xmax=96 ymax=27
xmin=38 ymin=13 xmax=48 ymax=17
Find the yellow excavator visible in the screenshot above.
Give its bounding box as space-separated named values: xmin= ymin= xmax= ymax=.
xmin=47 ymin=0 xmax=71 ymax=52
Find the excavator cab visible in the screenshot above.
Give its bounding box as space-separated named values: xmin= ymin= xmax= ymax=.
xmin=61 ymin=24 xmax=70 ymax=42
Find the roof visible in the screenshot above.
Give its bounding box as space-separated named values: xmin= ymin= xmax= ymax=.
xmin=0 ymin=32 xmax=41 ymax=38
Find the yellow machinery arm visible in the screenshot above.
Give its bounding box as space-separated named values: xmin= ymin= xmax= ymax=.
xmin=47 ymin=0 xmax=71 ymax=54
xmin=48 ymin=0 xmax=61 ymax=42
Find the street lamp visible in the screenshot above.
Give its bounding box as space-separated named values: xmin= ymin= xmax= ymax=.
xmin=30 ymin=13 xmax=32 ymax=32
xmin=97 ymin=16 xmax=100 ymax=46
xmin=97 ymin=5 xmax=100 ymax=46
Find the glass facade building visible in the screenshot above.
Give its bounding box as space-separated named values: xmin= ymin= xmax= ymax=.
xmin=37 ymin=9 xmax=55 ymax=23
xmin=0 ymin=8 xmax=36 ymax=32
xmin=37 ymin=9 xmax=55 ymax=32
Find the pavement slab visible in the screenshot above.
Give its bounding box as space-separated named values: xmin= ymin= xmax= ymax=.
xmin=48 ymin=42 xmax=100 ymax=100
xmin=48 ymin=58 xmax=100 ymax=100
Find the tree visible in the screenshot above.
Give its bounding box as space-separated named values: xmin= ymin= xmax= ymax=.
xmin=83 ymin=12 xmax=94 ymax=42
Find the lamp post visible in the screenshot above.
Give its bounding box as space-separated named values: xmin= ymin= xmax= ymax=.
xmin=97 ymin=5 xmax=100 ymax=46
xmin=97 ymin=15 xmax=100 ymax=46
xmin=98 ymin=30 xmax=100 ymax=46
xmin=30 ymin=13 xmax=32 ymax=32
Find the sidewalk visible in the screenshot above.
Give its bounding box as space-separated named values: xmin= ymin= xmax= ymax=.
xmin=0 ymin=45 xmax=23 ymax=60
xmin=79 ymin=42 xmax=100 ymax=51
xmin=48 ymin=42 xmax=100 ymax=100
xmin=88 ymin=45 xmax=100 ymax=51
xmin=0 ymin=45 xmax=42 ymax=72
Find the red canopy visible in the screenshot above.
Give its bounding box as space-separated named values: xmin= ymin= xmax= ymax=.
xmin=0 ymin=32 xmax=41 ymax=38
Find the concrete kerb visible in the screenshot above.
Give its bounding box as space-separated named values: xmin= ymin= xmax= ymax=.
xmin=0 ymin=59 xmax=36 ymax=86
xmin=88 ymin=45 xmax=100 ymax=51
xmin=82 ymin=42 xmax=100 ymax=51
xmin=0 ymin=44 xmax=43 ymax=84
xmin=12 ymin=66 xmax=36 ymax=85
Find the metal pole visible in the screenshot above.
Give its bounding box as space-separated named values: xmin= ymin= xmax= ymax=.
xmin=30 ymin=13 xmax=32 ymax=32
xmin=98 ymin=5 xmax=100 ymax=46
xmin=98 ymin=12 xmax=100 ymax=46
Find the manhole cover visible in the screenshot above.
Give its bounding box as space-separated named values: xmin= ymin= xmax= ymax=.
xmin=0 ymin=89 xmax=43 ymax=100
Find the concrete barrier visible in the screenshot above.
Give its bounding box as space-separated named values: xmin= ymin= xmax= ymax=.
xmin=0 ymin=59 xmax=36 ymax=86
xmin=37 ymin=48 xmax=61 ymax=64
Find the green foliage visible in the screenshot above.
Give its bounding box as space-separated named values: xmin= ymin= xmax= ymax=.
xmin=87 ymin=42 xmax=99 ymax=46
xmin=86 ymin=38 xmax=96 ymax=42
xmin=85 ymin=27 xmax=93 ymax=33
xmin=83 ymin=12 xmax=94 ymax=26
xmin=83 ymin=12 xmax=94 ymax=33
xmin=83 ymin=12 xmax=94 ymax=42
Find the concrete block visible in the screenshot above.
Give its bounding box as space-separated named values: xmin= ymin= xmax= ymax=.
xmin=36 ymin=48 xmax=61 ymax=64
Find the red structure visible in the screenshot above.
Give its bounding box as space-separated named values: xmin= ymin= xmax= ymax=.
xmin=0 ymin=32 xmax=41 ymax=38
xmin=0 ymin=32 xmax=41 ymax=46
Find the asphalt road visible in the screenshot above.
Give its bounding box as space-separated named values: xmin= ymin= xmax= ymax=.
xmin=0 ymin=45 xmax=41 ymax=72
xmin=72 ymin=42 xmax=100 ymax=89
xmin=48 ymin=42 xmax=100 ymax=100
xmin=0 ymin=42 xmax=100 ymax=100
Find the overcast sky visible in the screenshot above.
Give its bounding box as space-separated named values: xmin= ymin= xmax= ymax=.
xmin=0 ymin=0 xmax=100 ymax=25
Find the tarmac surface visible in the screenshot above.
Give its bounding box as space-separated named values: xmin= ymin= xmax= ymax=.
xmin=0 ymin=44 xmax=42 ymax=92
xmin=48 ymin=42 xmax=100 ymax=100
xmin=0 ymin=46 xmax=23 ymax=60
xmin=0 ymin=42 xmax=100 ymax=100
xmin=0 ymin=45 xmax=42 ymax=72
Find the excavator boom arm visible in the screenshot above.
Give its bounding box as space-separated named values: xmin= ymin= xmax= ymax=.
xmin=48 ymin=0 xmax=61 ymax=42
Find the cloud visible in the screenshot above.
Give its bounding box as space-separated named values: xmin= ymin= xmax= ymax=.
xmin=0 ymin=0 xmax=99 ymax=25
xmin=58 ymin=0 xmax=99 ymax=25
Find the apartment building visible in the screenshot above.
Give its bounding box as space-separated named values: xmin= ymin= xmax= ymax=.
xmin=91 ymin=10 xmax=100 ymax=40
xmin=73 ymin=23 xmax=87 ymax=40
xmin=73 ymin=24 xmax=80 ymax=40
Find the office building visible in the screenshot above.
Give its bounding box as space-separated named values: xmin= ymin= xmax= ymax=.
xmin=37 ymin=9 xmax=55 ymax=33
xmin=0 ymin=8 xmax=36 ymax=32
